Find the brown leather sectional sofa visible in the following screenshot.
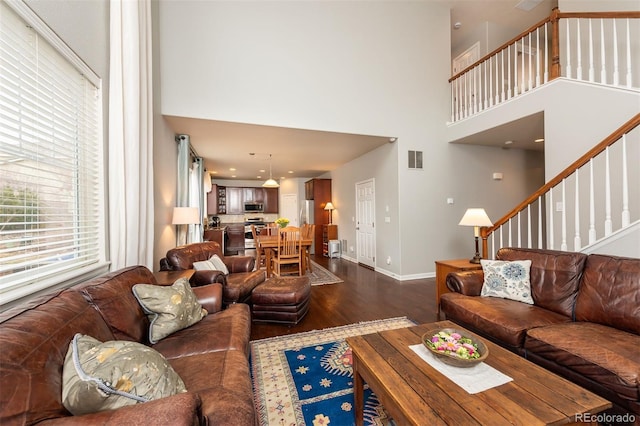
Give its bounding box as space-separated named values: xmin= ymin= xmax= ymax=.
xmin=160 ymin=241 xmax=266 ymax=305
xmin=0 ymin=265 xmax=255 ymax=425
xmin=441 ymin=247 xmax=640 ymax=419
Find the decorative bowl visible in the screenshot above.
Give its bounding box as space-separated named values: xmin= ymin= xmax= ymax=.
xmin=422 ymin=328 xmax=489 ymax=368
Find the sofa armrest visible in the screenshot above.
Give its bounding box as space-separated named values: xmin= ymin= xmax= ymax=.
xmin=446 ymin=270 xmax=485 ymax=296
xmin=38 ymin=392 xmax=202 ymax=426
xmin=190 ymin=270 xmax=227 ymax=287
xmin=193 ymin=283 xmax=223 ymax=313
xmin=225 ymin=255 xmax=256 ymax=273
xmin=159 ymin=257 xmax=173 ymax=271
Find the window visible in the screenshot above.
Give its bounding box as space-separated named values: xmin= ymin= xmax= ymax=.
xmin=0 ymin=1 xmax=105 ymax=304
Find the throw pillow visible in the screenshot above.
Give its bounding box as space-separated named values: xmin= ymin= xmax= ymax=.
xmin=62 ymin=333 xmax=186 ymax=416
xmin=132 ymin=278 xmax=207 ymax=344
xmin=192 ymin=260 xmax=216 ymax=271
xmin=208 ymin=254 xmax=229 ymax=275
xmin=480 ymin=259 xmax=534 ymax=304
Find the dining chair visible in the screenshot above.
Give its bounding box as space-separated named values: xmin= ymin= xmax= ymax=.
xmin=251 ymin=224 xmax=265 ymax=269
xmin=271 ymin=226 xmax=303 ymax=276
xmin=301 ymin=223 xmax=315 ymax=273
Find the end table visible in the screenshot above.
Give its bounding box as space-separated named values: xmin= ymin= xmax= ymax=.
xmin=434 ymin=259 xmax=482 ymax=315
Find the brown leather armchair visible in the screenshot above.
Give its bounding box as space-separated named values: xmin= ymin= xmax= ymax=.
xmin=160 ymin=241 xmax=266 ymax=305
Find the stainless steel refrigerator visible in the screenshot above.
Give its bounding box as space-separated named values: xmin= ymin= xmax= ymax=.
xmin=301 ymin=200 xmax=315 ymax=254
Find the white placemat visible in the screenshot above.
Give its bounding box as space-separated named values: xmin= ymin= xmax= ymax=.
xmin=409 ymin=344 xmax=513 ymax=394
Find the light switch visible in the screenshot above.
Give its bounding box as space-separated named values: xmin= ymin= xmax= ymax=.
xmin=385 ymin=217 xmax=391 ymax=223
xmin=447 ymin=198 xmax=454 ymax=205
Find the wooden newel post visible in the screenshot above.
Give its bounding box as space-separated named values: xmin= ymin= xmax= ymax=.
xmin=550 ymin=7 xmax=561 ymax=80
xmin=480 ymin=227 xmax=489 ymax=260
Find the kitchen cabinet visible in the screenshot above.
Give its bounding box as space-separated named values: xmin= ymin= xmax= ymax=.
xmin=243 ymin=188 xmax=257 ymax=202
xmin=203 ymin=228 xmax=225 ymax=252
xmin=225 ymin=223 xmax=245 ymax=254
xmin=226 ymin=187 xmax=243 ymax=214
xmin=263 ymin=187 xmax=279 ymax=213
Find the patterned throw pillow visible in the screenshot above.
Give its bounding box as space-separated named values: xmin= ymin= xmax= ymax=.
xmin=62 ymin=334 xmax=186 ymax=415
xmin=133 ymin=278 xmax=207 ymax=344
xmin=480 ymin=259 xmax=534 ymax=304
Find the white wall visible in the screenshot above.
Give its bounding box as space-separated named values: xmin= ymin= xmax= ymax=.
xmin=159 ymin=0 xmax=543 ymax=277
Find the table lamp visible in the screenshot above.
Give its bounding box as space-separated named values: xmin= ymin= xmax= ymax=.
xmin=172 ymin=207 xmax=200 ymax=245
xmin=324 ymin=202 xmax=335 ymax=224
xmin=458 ymin=208 xmax=493 ymax=263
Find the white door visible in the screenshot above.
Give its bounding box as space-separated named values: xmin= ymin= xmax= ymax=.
xmin=452 ymin=42 xmax=480 ymax=115
xmin=356 ymin=179 xmax=375 ymax=268
xmin=281 ymin=193 xmax=299 ymax=226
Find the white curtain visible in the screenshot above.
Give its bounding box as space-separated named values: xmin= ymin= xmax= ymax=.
xmin=176 ymin=135 xmax=190 ymax=245
xmin=108 ymin=0 xmax=154 ymax=270
xmin=188 ymin=159 xmax=203 ymax=243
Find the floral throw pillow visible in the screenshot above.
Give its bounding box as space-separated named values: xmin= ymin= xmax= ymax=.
xmin=480 ymin=259 xmax=534 ymax=304
xmin=133 ymin=278 xmax=207 ymax=344
xmin=62 ymin=334 xmax=186 ymax=415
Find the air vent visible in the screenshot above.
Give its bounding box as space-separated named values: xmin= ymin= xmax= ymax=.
xmin=408 ymin=150 xmax=423 ymax=170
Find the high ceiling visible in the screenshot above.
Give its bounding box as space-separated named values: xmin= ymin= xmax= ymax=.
xmin=165 ymin=0 xmax=553 ymax=181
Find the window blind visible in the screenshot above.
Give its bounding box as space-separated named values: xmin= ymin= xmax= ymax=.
xmin=0 ymin=1 xmax=104 ymax=303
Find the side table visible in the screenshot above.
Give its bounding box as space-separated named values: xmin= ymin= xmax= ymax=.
xmin=434 ymin=259 xmax=482 ymax=315
xmin=153 ymin=269 xmax=195 ymax=285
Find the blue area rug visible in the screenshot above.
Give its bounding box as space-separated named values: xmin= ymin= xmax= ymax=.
xmin=251 ymin=317 xmax=415 ymax=425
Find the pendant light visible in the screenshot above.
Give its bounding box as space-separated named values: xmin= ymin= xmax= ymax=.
xmin=262 ymin=154 xmax=280 ymax=188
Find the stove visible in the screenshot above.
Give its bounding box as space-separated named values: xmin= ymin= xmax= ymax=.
xmin=244 ymin=217 xmax=266 ymax=249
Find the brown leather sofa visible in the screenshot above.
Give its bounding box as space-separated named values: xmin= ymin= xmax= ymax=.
xmin=441 ymin=247 xmax=640 ymax=419
xmin=160 ymin=241 xmax=266 ymax=305
xmin=0 ymin=265 xmax=255 ymax=425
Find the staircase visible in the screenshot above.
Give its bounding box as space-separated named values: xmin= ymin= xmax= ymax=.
xmin=448 ymin=8 xmax=640 ymax=258
xmin=481 ymin=114 xmax=639 ymax=258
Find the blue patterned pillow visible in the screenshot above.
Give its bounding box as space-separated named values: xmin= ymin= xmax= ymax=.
xmin=480 ymin=259 xmax=534 ymax=304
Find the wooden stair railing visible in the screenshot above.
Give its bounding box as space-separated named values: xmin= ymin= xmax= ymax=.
xmin=481 ymin=113 xmax=640 ymax=258
xmin=449 ymin=9 xmax=640 ymax=122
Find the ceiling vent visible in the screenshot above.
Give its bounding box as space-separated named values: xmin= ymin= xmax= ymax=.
xmin=408 ymin=150 xmax=423 ymax=170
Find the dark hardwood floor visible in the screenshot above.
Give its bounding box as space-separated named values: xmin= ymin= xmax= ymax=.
xmin=250 ymin=254 xmax=439 ymax=341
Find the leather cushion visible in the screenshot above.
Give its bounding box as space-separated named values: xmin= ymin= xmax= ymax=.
xmin=525 ymin=322 xmax=640 ymax=401
xmin=169 ymin=351 xmax=256 ymax=426
xmin=440 ymin=292 xmax=571 ymax=348
xmin=223 ymin=270 xmax=266 ymax=303
xmin=77 ymin=266 xmax=156 ymax=343
xmin=574 ymin=254 xmax=640 ymax=334
xmin=251 ymin=276 xmax=311 ymax=305
xmin=153 ymin=303 xmax=252 ymax=360
xmin=497 ymin=247 xmax=587 ymax=317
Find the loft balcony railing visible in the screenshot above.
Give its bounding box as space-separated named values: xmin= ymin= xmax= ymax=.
xmin=449 ymin=9 xmax=640 ymax=122
xmin=481 ymin=113 xmax=640 ymax=259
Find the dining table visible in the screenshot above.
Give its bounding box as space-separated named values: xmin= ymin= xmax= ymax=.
xmin=256 ymin=234 xmax=313 ymax=278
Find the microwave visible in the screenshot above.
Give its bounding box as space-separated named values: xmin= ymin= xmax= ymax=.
xmin=244 ymin=202 xmax=264 ymax=213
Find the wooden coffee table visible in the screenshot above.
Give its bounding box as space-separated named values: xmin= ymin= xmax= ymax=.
xmin=346 ymin=320 xmax=611 ymax=425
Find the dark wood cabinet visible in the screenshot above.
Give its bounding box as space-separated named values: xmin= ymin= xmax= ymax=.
xmin=263 ymin=187 xmax=279 ymax=213
xmin=225 ymin=223 xmax=245 ymax=254
xmin=226 ymin=187 xmax=243 ymax=214
xmin=305 ymin=178 xmax=332 ymax=254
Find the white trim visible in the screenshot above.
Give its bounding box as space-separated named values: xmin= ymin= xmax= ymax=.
xmin=4 ymin=0 xmax=101 ymax=88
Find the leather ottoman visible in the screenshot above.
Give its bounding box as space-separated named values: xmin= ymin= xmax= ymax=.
xmin=251 ymin=276 xmax=311 ymax=324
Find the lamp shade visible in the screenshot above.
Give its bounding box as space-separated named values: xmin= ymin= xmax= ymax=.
xmin=262 ymin=178 xmax=280 ymax=188
xmin=324 ymin=202 xmax=335 ymax=211
xmin=458 ymin=208 xmax=493 ymax=227
xmin=172 ymin=207 xmax=200 ymax=225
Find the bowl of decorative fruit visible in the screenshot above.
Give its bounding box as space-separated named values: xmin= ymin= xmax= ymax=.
xmin=422 ymin=328 xmax=488 ymax=368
